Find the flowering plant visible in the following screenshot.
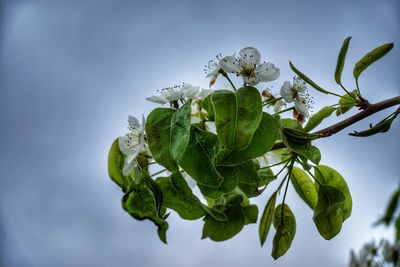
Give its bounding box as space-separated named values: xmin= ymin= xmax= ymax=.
xmin=108 ymin=38 xmax=399 ymax=260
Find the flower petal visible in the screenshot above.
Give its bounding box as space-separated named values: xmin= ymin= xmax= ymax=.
xmin=219 ymin=55 xmax=241 ymax=73
xmin=239 ymin=47 xmax=261 ymax=68
xmin=256 ymin=62 xmax=280 ymax=82
xmin=294 ymin=99 xmax=309 ymax=117
xmin=146 ymin=95 xmax=168 ymax=104
xmin=118 ymin=134 xmax=133 ymax=155
xmin=273 ymin=100 xmax=285 ymax=112
xmin=128 ymin=115 xmax=140 ymax=130
xmin=280 ymin=81 xmax=294 ymax=103
xmin=126 ymin=146 xmax=141 ymax=163
xmin=164 ymin=90 xmax=184 ymax=102
xmin=141 ymin=114 xmax=146 ymax=132
xmin=243 ymin=76 xmax=260 ymax=86
xmin=181 ymin=83 xmax=200 ymax=98
xmin=122 ymin=160 xmax=136 ymax=176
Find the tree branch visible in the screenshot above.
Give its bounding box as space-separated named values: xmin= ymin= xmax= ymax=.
xmin=272 ymin=95 xmax=400 ymax=150
xmin=317 ymin=96 xmax=400 ymax=137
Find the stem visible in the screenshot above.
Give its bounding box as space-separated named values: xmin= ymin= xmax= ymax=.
xmin=263 ymin=97 xmax=283 ymax=106
xmin=355 ymin=79 xmax=362 ymax=96
xmin=305 ymin=168 xmax=322 ymax=187
xmin=259 ymin=158 xmax=291 ymax=169
xmin=220 ymin=71 xmax=237 ymax=91
xmin=150 ymin=168 xmax=167 ymax=177
xmin=276 ymin=159 xmax=295 ymax=192
xmin=339 ymin=83 xmax=352 ymax=96
xmin=274 ymin=106 xmax=294 ymax=115
xmin=275 ymin=160 xmax=292 ymax=177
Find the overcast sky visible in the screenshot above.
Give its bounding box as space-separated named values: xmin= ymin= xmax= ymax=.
xmin=0 ymin=0 xmax=399 ymax=266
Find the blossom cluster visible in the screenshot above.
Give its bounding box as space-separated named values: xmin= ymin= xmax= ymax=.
xmin=118 ymin=47 xmax=314 ymax=181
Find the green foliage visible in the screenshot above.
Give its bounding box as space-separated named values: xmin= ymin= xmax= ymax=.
xmin=179 ymin=125 xmax=223 ymax=188
xmin=289 ymin=61 xmax=330 ymax=94
xmin=146 ymin=108 xmax=179 ymax=172
xmin=108 ymin=138 xmax=127 ymax=190
xmin=202 ymin=194 xmax=245 ymax=241
xmin=280 ymin=127 xmax=321 ymax=165
xmin=259 ymin=192 xmax=277 ymax=246
xmin=375 ymin=187 xmax=400 ymax=226
xmin=156 ymin=173 xmax=205 ymax=220
xmin=122 ymin=176 xmax=169 ymax=243
xmin=336 ymin=90 xmax=358 ymax=116
xmin=304 ymin=106 xmax=336 ymax=132
xmin=314 ymin=165 xmax=352 ymax=220
xmin=258 ymin=167 xmax=276 ymax=186
xmin=353 ymin=42 xmax=394 ymax=80
xmin=170 ymin=101 xmax=192 ymax=161
xmin=202 ymin=94 xmax=215 ymax=121
xmin=243 ymin=204 xmax=259 ymax=225
xmin=313 ymin=185 xmax=345 ymax=240
xmin=349 ymin=111 xmax=399 ymax=137
xmin=107 ymin=38 xmax=397 ymax=261
xmin=217 ymin=112 xmax=280 ymax=166
xmin=290 ymin=167 xmax=318 ymax=209
xmin=212 ymin=86 xmax=262 ymax=150
xmin=335 ymin=36 xmax=352 ymax=85
xmin=272 ymin=204 xmax=296 ymax=259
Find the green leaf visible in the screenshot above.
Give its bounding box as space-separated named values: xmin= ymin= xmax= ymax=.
xmin=280 ymin=129 xmax=321 ymax=165
xmin=335 ymin=36 xmax=352 ymax=85
xmin=281 ymin=127 xmax=320 ymax=143
xmin=233 ymin=160 xmax=260 ymax=185
xmin=272 ymin=204 xmax=296 ymax=259
xmin=238 ymin=182 xmax=261 ymax=198
xmin=353 ymin=43 xmax=394 ymax=80
xmin=196 ymin=166 xmax=240 ymax=199
xmin=146 ymin=108 xmax=178 ymax=172
xmin=259 ymin=192 xmax=277 ymax=246
xmin=349 ymin=112 xmax=399 ymax=137
xmin=304 ymin=107 xmax=336 ymax=132
xmin=258 ymin=167 xmax=276 ymax=187
xmin=289 ymin=61 xmax=330 ymax=94
xmin=395 ymin=216 xmax=400 ymax=242
xmin=313 ymin=185 xmax=345 ymax=240
xmin=146 ymin=103 xmax=191 ymax=172
xmin=336 ymin=91 xmax=358 ymax=116
xmin=156 ymin=173 xmax=205 ymax=220
xmin=202 ymin=194 xmax=245 ymax=241
xmin=217 ymin=112 xmax=280 ymax=165
xmin=243 ymin=204 xmax=259 ymax=225
xmin=290 ymin=167 xmax=318 ymax=209
xmin=280 ymin=118 xmax=304 ymax=131
xmin=375 ymin=188 xmax=400 ymax=226
xmin=170 ymin=101 xmax=192 ymax=161
xmin=108 ymin=138 xmax=127 ymax=190
xmin=202 ymin=94 xmax=215 ymax=121
xmin=179 ymin=125 xmax=223 ymax=188
xmin=212 ymin=86 xmax=262 ymax=150
xmin=314 ymin=165 xmax=352 ymax=220
xmin=122 ymin=179 xmax=169 ymax=243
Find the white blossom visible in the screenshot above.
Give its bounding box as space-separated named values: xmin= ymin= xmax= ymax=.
xmin=280 ymin=76 xmax=313 ymax=117
xmin=219 ymin=47 xmax=280 ymax=86
xmin=146 ymin=83 xmax=200 ymax=104
xmin=204 ymin=59 xmax=221 ymax=87
xmin=118 ymin=115 xmax=148 ymax=176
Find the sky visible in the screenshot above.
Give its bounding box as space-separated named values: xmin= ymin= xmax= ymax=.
xmin=0 ymin=0 xmax=399 ymax=266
